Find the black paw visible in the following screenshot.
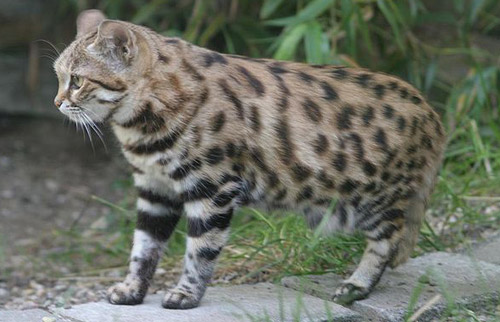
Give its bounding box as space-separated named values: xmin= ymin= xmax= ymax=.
xmin=332 ymin=282 xmax=370 ymax=305
xmin=107 ymin=281 xmax=146 ymax=305
xmin=162 ymin=289 xmax=200 ymax=309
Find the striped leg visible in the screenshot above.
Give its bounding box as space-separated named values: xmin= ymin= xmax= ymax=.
xmin=333 ymin=200 xmax=407 ymax=305
xmin=162 ymin=181 xmax=237 ymax=309
xmin=108 ymin=187 xmax=182 ymax=305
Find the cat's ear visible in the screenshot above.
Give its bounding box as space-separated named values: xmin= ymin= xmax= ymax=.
xmin=90 ymin=21 xmax=139 ymax=65
xmin=76 ymin=9 xmax=106 ymax=38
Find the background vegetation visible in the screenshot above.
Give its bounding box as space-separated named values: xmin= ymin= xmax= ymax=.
xmin=43 ymin=0 xmax=500 ymax=318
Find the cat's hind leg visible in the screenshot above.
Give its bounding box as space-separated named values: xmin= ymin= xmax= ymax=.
xmin=332 ymin=198 xmax=409 ymax=305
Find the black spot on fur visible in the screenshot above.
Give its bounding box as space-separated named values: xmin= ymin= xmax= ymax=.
xmin=267 ymin=172 xmax=280 ymax=188
xmin=373 ymin=84 xmax=386 ymax=99
xmin=374 ymin=128 xmax=388 ymax=149
xmin=268 ymin=64 xmax=289 ymax=76
xmin=362 ymin=106 xmax=375 ymax=126
xmin=313 ymin=134 xmax=329 ymax=155
xmin=205 ymin=146 xmax=225 ymax=165
xmin=355 ymin=73 xmax=372 ymax=88
xmin=291 ymin=163 xmax=311 ymax=182
xmin=137 ymin=211 xmax=181 ymax=241
xmin=399 ymin=88 xmax=409 ymax=99
xmin=316 ymin=170 xmax=335 ymax=189
xmin=320 ymin=81 xmax=338 ymax=100
xmin=362 ymin=161 xmax=377 ymax=176
xmin=381 ymin=171 xmax=391 ymax=182
xmin=250 ymin=148 xmax=270 ymax=172
xmin=349 ymin=133 xmax=364 ymax=160
xmin=202 ymin=52 xmax=228 ymax=67
xmin=303 ymin=98 xmax=323 ymax=123
xmin=181 ymin=179 xmax=219 ymax=202
xmin=383 ymin=104 xmax=394 ymax=119
xmin=397 ymin=116 xmax=406 ymax=131
xmin=187 ymin=209 xmax=233 ymax=237
xmin=332 ymin=152 xmax=347 ymax=172
xmin=225 ymin=142 xmax=237 ymax=158
xmin=126 ymin=129 xmax=181 ymax=154
xmin=237 ymin=65 xmax=265 ymax=96
xmin=411 ymin=95 xmax=422 ymax=104
xmin=410 ymin=116 xmax=419 ymax=136
xmin=170 ymin=158 xmax=203 ymax=180
xmin=218 ymin=79 xmax=244 ymax=120
xmin=337 ymin=105 xmax=355 ymax=130
xmin=210 ymin=112 xmax=226 ymax=132
xmin=275 ymin=119 xmax=294 ymax=164
xmin=339 ymin=179 xmax=358 ymax=194
xmin=364 ymin=182 xmax=377 ymax=193
xmin=274 ymin=189 xmax=287 ymax=201
xmin=330 ymin=68 xmax=349 ymax=80
xmin=388 ymin=81 xmax=399 ymax=90
xmin=182 ymin=59 xmax=205 ymax=81
xmin=296 ymin=186 xmax=313 ymax=202
xmin=297 ymin=71 xmax=315 ymax=84
xmin=277 ymin=80 xmax=290 ymax=112
xmin=165 ymin=38 xmax=180 ymax=44
xmin=158 ymin=54 xmax=170 ymax=63
xmin=421 ymin=134 xmax=433 ymax=150
xmin=137 ymin=188 xmax=183 ymax=210
xmin=197 ymin=247 xmax=221 ymax=261
xmin=120 ymin=102 xmax=165 ymax=134
xmin=249 ymin=105 xmax=261 ymax=132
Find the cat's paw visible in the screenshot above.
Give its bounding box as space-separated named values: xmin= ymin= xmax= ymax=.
xmin=332 ymin=282 xmax=370 ymax=305
xmin=107 ymin=280 xmax=146 ymax=305
xmin=161 ymin=288 xmax=200 ymax=309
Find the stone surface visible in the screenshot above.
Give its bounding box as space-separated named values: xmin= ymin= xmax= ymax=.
xmin=51 ymin=283 xmax=361 ymax=322
xmin=282 ymin=252 xmax=500 ymax=321
xmin=0 ymin=309 xmax=62 ymax=322
xmin=470 ymin=235 xmax=500 ymax=266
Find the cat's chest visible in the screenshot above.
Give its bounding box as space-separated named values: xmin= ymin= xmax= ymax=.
xmin=122 ymin=148 xmax=186 ymax=194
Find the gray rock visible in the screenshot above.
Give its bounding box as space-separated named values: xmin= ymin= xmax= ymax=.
xmin=470 ymin=235 xmax=500 ymax=265
xmin=51 ymin=283 xmax=361 ymax=322
xmin=282 ymin=252 xmax=500 ymax=321
xmin=0 ymin=288 xmax=10 ymax=300
xmin=0 ymin=309 xmax=61 ymax=322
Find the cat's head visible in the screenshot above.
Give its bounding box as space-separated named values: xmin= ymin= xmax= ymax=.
xmin=53 ymin=10 xmax=153 ymax=124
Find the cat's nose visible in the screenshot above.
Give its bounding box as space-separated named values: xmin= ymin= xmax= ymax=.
xmin=54 ymin=98 xmax=63 ymax=108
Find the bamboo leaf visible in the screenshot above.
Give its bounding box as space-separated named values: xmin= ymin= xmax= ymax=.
xmin=274 ymin=23 xmax=308 ymax=60
xmin=305 ymin=21 xmax=323 ymax=64
xmin=377 ymin=0 xmax=405 ymax=52
xmin=265 ymin=0 xmax=335 ymax=26
xmin=199 ymin=14 xmax=226 ymax=47
xmin=260 ymin=0 xmax=286 ymax=19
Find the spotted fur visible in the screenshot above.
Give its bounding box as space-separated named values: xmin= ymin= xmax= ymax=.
xmin=54 ymin=10 xmax=446 ymax=309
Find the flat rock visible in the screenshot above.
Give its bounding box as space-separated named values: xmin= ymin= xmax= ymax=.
xmin=51 ymin=283 xmax=361 ymax=322
xmin=282 ymin=252 xmax=500 ymax=321
xmin=0 ymin=308 xmax=61 ymax=322
xmin=470 ymin=235 xmax=500 ymax=265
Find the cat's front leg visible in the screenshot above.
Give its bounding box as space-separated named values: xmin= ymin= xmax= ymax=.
xmin=108 ymin=186 xmax=183 ymax=305
xmin=162 ymin=180 xmax=238 ymax=309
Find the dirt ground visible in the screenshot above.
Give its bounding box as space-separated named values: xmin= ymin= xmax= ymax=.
xmin=0 ymin=116 xmax=128 ymax=252
xmin=0 ymin=115 xmax=133 ymax=309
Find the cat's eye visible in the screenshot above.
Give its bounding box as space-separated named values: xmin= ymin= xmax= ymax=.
xmin=70 ymin=75 xmax=84 ymax=89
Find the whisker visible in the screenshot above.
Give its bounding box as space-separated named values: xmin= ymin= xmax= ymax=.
xmin=35 ymin=39 xmax=61 ymax=57
xmin=82 ymin=112 xmax=108 ymax=152
xmin=79 ymin=113 xmax=96 ymax=153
